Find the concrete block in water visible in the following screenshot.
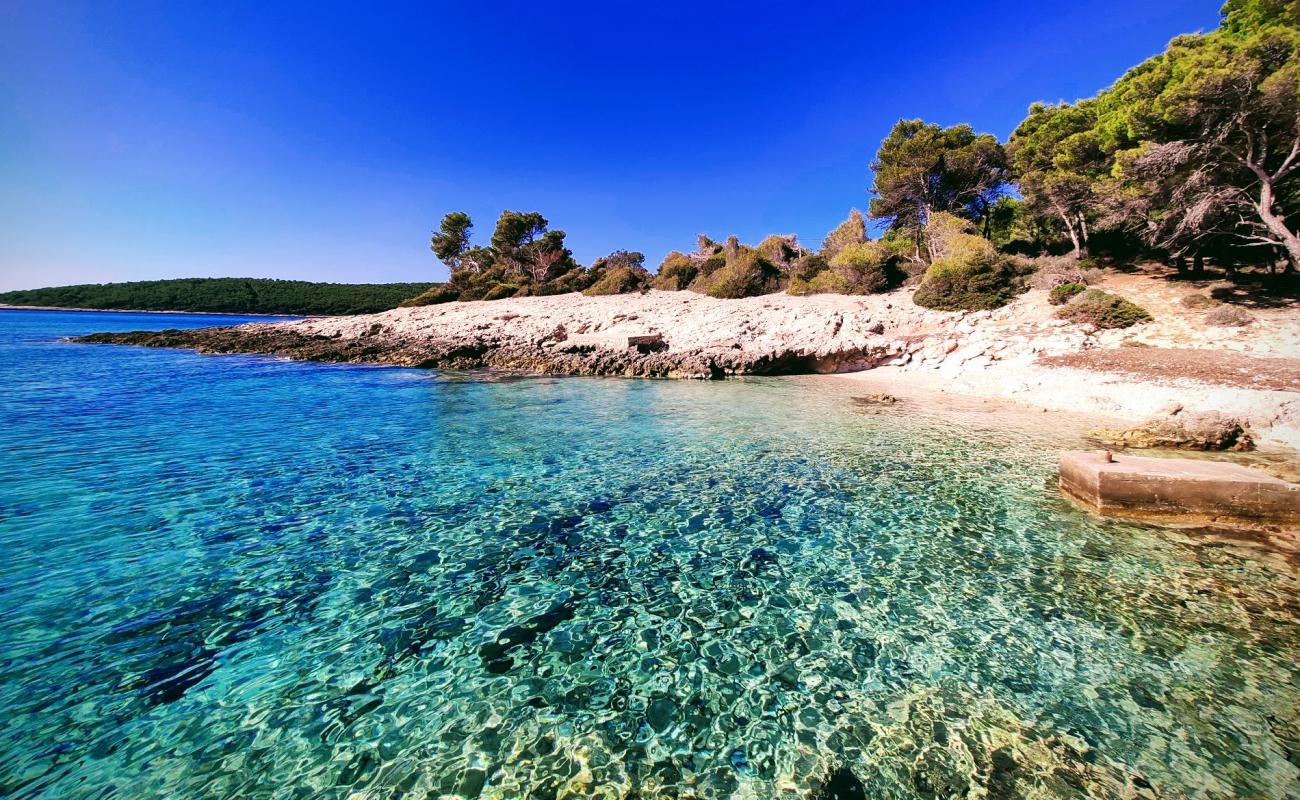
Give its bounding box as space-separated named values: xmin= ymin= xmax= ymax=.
xmin=1060 ymin=450 xmax=1300 ymax=526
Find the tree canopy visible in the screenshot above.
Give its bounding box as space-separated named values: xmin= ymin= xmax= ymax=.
xmin=0 ymin=278 xmax=437 ymax=316
xmin=868 ymin=120 xmax=1009 ymax=258
xmin=868 ymin=1 xmax=1300 ymax=270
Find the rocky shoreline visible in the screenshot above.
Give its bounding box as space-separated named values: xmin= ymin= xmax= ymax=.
xmin=71 ymin=288 xmax=1083 ymax=379
xmin=74 ymin=324 xmax=895 ymax=379
xmin=72 ymin=282 xmax=1300 ymax=449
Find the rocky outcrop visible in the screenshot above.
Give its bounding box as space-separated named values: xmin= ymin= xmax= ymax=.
xmin=1089 ymin=404 xmax=1254 ymax=451
xmin=75 ymin=325 xmax=898 ymax=379
xmin=72 ymin=289 xmax=1103 ymax=380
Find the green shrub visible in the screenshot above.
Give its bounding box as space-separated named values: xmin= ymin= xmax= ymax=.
xmin=828 ymin=242 xmax=893 ymax=293
xmin=650 ymin=252 xmax=697 ymax=291
xmin=913 ymin=251 xmax=1025 ymax=310
xmin=693 ymin=250 xmax=784 ymax=299
xmin=1181 ymin=292 xmax=1217 ymax=309
xmin=696 ymin=252 xmax=728 ymax=279
xmin=480 ymin=282 xmax=522 ymax=301
xmin=790 ymin=253 xmax=829 ymax=282
xmin=756 ymin=234 xmax=801 ymax=267
xmin=400 ymin=284 xmax=461 ymax=306
xmin=821 ymin=210 xmax=867 ymax=257
xmin=539 ymin=266 xmax=598 ymax=295
xmin=925 ymin=212 xmax=991 ymax=261
xmin=1056 ymin=289 xmax=1152 ymax=328
xmin=792 ymin=242 xmax=896 ymax=295
xmin=1049 ymin=282 xmax=1087 ymax=305
xmin=584 ymin=266 xmax=650 ymax=296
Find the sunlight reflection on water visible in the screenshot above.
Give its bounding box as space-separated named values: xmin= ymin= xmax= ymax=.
xmin=0 ymin=310 xmax=1297 ymax=799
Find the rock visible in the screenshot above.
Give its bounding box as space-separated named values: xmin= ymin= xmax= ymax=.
xmin=851 ymin=393 xmax=900 ymax=406
xmin=1204 ymin=306 xmax=1255 ymax=327
xmin=1089 ymin=404 xmax=1254 ymax=451
xmin=813 ymin=766 xmax=867 ymax=800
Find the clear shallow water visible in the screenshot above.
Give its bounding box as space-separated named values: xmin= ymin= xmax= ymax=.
xmin=1 ymin=309 xmax=1297 ymax=800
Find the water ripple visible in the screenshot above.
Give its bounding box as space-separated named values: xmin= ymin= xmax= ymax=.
xmin=0 ymin=310 xmax=1297 ymax=799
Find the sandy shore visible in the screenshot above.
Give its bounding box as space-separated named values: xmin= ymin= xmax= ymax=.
xmin=73 ymin=271 xmax=1300 ymax=449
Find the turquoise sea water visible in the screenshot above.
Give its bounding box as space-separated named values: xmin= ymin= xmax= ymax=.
xmin=1 ymin=309 xmax=1297 ymax=799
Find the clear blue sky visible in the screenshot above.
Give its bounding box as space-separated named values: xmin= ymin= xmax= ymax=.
xmin=0 ymin=1 xmax=1221 ymax=290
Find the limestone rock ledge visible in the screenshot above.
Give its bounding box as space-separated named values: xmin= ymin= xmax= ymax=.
xmin=73 ymin=326 xmax=897 ymax=379
xmin=69 ymin=290 xmax=1095 ymax=379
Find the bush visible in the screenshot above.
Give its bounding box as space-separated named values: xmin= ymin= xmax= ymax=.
xmin=1056 ymin=289 xmax=1152 ymax=328
xmin=539 ymin=266 xmax=598 ymax=295
xmin=1204 ymin=305 xmax=1255 ymax=327
xmin=401 ymin=284 xmax=461 ymax=306
xmin=925 ymin=213 xmax=988 ymax=261
xmin=913 ymin=250 xmax=1026 ymax=310
xmin=693 ymin=249 xmax=784 ymax=299
xmin=1028 ymin=255 xmax=1104 ymax=290
xmin=584 ymin=266 xmax=650 ymax=296
xmin=1049 ymin=282 xmax=1087 ymax=305
xmin=791 ymin=253 xmax=829 ymax=282
xmin=821 ymin=210 xmax=867 ymax=257
xmin=756 ymin=234 xmax=801 ymax=267
xmin=480 ymin=282 xmax=522 ymax=301
xmin=1180 ymin=292 xmax=1218 ymax=309
xmin=650 ymin=252 xmax=697 ymax=291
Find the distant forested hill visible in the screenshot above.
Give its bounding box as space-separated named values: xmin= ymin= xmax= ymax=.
xmin=0 ymin=278 xmax=437 ymax=315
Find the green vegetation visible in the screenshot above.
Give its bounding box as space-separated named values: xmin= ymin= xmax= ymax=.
xmin=0 ymin=278 xmax=436 ymax=316
xmin=791 ymin=242 xmax=895 ymax=295
xmin=584 ymin=251 xmax=651 ymax=296
xmin=869 ymin=121 xmax=1009 ymax=257
xmin=1055 ymin=289 xmax=1154 ymax=328
xmin=1005 ymin=0 xmax=1300 ymax=267
xmin=649 ymin=252 xmax=698 ymax=290
xmin=912 ymin=214 xmax=1028 ymax=310
xmin=1049 ymin=282 xmax=1088 ymax=305
xmin=692 ymin=240 xmax=787 ymax=299
xmin=413 ymin=2 xmax=1295 ymax=306
xmin=416 ymin=209 xmax=593 ymax=303
xmin=18 ymin=5 xmax=1291 ymax=314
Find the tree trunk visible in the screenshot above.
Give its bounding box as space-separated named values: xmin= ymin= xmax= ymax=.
xmin=1252 ymin=172 xmax=1300 ymax=268
xmin=1077 ymin=214 xmax=1090 ymax=257
xmin=1060 ymin=214 xmax=1081 ymax=258
xmin=1193 ymin=252 xmax=1204 ymax=274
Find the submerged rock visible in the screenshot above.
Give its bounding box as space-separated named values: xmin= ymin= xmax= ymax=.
xmin=1089 ymin=404 xmax=1253 ymax=451
xmin=813 ymin=766 xmax=867 ymax=800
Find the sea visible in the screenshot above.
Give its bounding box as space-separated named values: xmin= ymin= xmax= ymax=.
xmin=1 ymin=308 xmax=1296 ymax=798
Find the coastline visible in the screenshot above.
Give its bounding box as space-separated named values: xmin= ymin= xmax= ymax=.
xmin=68 ymin=274 xmax=1300 ymax=450
xmin=0 ymin=304 xmax=305 ymax=318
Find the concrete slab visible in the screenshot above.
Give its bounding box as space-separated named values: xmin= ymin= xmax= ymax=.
xmin=567 ymin=332 xmax=665 ymax=352
xmin=1060 ymin=450 xmax=1300 ymax=526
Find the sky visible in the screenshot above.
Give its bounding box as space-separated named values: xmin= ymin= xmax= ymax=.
xmin=0 ymin=1 xmax=1223 ymax=290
